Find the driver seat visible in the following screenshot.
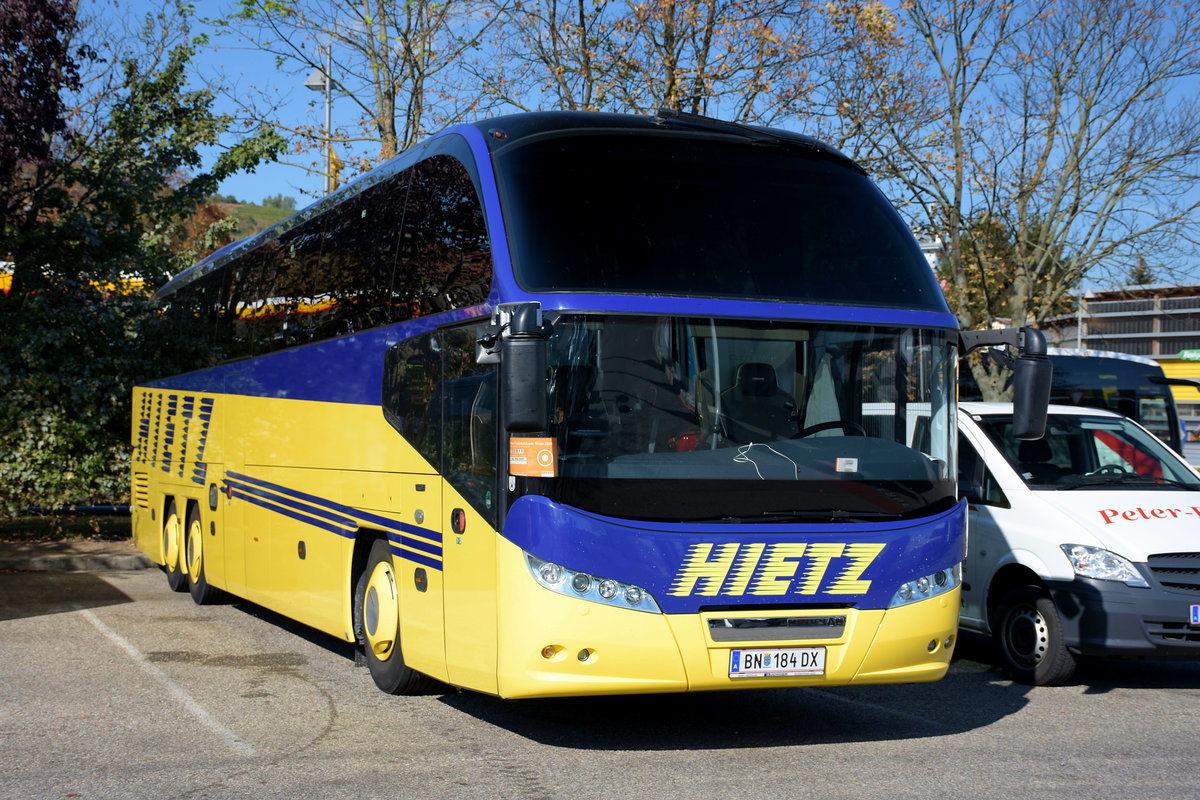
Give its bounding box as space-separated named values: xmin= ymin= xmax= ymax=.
xmin=719 ymin=362 xmax=799 ymax=443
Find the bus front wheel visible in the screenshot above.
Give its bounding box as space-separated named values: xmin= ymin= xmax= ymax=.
xmin=163 ymin=500 xmax=187 ymax=593
xmin=353 ymin=539 xmax=434 ymax=695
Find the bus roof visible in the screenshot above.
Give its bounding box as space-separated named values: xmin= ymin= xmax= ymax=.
xmin=153 ymin=111 xmax=861 ymax=304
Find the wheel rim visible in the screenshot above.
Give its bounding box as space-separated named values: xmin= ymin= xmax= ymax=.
xmin=186 ymin=517 xmax=203 ymax=580
xmin=163 ymin=512 xmax=181 ymax=570
xmin=1004 ymin=605 xmax=1049 ymax=668
xmin=363 ymin=559 xmax=398 ymax=661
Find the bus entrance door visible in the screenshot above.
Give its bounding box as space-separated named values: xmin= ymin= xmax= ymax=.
xmin=397 ymin=477 xmax=447 ymax=681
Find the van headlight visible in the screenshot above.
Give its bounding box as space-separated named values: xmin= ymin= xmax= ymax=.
xmin=525 ymin=553 xmax=661 ymax=613
xmin=888 ymin=563 xmax=961 ymax=608
xmin=1061 ymin=544 xmax=1148 ymax=587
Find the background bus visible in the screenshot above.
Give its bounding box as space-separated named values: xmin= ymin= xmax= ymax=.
xmin=131 ymin=110 xmax=1045 ymax=699
xmin=961 ymin=347 xmax=1197 ymax=456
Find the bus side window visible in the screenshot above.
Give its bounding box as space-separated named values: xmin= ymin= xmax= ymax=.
xmin=382 ymin=333 xmax=442 ymax=470
xmin=441 ymin=327 xmax=498 ymax=525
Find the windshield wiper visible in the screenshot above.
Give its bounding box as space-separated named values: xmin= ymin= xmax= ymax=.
xmin=702 ymin=509 xmax=905 ymax=523
xmin=1059 ymin=473 xmax=1200 ymax=490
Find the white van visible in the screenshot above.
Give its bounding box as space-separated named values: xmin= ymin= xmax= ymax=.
xmin=957 ymin=402 xmax=1200 ymax=685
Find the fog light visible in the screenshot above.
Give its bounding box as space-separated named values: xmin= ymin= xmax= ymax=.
xmin=927 ymin=639 xmax=938 ymax=652
xmin=572 ymin=573 xmax=592 ymax=594
xmin=541 ymin=646 xmax=557 ymax=660
xmin=539 ymin=561 xmax=564 ymax=586
xmin=578 ymin=649 xmax=591 ymax=662
xmin=944 ymin=635 xmax=954 ymax=649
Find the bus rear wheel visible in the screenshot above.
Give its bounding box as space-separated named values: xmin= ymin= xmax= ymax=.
xmin=994 ymin=585 xmax=1077 ymax=686
xmin=353 ymin=539 xmax=434 ymax=695
xmin=163 ymin=500 xmax=187 ymax=593
xmin=185 ymin=504 xmax=221 ymax=605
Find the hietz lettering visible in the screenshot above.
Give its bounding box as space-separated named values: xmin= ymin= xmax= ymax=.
xmin=668 ymin=542 xmax=886 ymax=597
xmin=1098 ymin=507 xmax=1200 ymax=525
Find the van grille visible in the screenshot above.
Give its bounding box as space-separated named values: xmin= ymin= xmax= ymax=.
xmin=1144 ymin=620 xmax=1200 ymax=645
xmin=133 ymin=472 xmax=150 ymax=510
xmin=1147 ymin=552 xmax=1200 ymax=593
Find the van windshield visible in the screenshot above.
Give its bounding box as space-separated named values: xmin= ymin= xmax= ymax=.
xmin=974 ymin=413 xmax=1200 ymax=490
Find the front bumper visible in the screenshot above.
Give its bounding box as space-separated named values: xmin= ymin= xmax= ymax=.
xmin=1047 ymin=576 xmax=1200 ymax=657
xmin=495 ymin=539 xmax=959 ymax=698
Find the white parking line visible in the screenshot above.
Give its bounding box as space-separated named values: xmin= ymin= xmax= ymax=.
xmin=77 ymin=607 xmax=256 ymax=757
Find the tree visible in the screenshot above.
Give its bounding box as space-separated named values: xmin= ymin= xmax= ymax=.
xmin=0 ymin=0 xmax=84 ymax=204
xmin=0 ymin=3 xmax=284 ymax=516
xmin=211 ymin=0 xmax=500 ymax=181
xmin=478 ymin=0 xmax=880 ymax=124
xmin=827 ymin=0 xmax=1200 ymax=398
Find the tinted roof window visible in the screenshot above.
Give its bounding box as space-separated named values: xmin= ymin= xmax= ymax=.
xmin=494 ymin=133 xmax=947 ymax=311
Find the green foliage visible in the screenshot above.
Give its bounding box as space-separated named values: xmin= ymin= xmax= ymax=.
xmin=260 ymin=193 xmax=296 ymax=210
xmin=0 ymin=38 xmax=284 ymax=518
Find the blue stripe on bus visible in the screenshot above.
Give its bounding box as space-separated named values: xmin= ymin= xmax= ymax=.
xmin=388 ymin=531 xmax=442 ymax=558
xmin=221 ymin=470 xmax=444 ymax=568
xmin=225 ymin=477 xmax=359 ymax=533
xmin=233 ymin=490 xmax=355 ymax=539
xmin=391 ymin=544 xmax=442 ymax=571
xmin=226 ymin=471 xmax=441 ymax=545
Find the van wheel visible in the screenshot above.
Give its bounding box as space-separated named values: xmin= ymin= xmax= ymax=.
xmin=163 ymin=500 xmax=187 ymax=593
xmin=994 ymin=585 xmax=1076 ymax=685
xmin=353 ymin=539 xmax=435 ymax=695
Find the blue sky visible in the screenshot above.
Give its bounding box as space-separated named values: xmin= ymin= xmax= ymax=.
xmin=99 ymin=0 xmax=330 ymax=205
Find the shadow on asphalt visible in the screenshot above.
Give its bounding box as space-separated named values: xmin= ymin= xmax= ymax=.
xmin=0 ymin=571 xmax=135 ymax=622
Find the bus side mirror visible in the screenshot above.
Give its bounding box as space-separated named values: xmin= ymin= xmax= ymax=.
xmin=1010 ymin=354 xmax=1052 ymax=440
xmin=1009 ymin=326 xmax=1051 ymax=440
xmin=499 ymin=303 xmax=547 ymax=432
xmin=959 ymin=325 xmax=1052 ymax=440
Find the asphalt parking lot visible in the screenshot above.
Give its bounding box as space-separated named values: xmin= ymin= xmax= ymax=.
xmin=2 ymin=566 xmax=1200 ymax=800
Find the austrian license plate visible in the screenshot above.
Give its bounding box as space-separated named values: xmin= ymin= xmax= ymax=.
xmin=1190 ymin=604 xmax=1200 ymax=626
xmin=729 ymin=647 xmax=825 ymax=678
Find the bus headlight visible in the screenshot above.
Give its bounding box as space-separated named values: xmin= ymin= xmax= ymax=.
xmin=888 ymin=563 xmax=961 ymax=608
xmin=525 ymin=553 xmax=661 ymax=613
xmin=1060 ymin=544 xmax=1148 ymax=587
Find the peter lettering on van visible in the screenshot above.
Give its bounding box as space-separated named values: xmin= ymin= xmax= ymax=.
xmin=1098 ymin=507 xmax=1200 ymax=524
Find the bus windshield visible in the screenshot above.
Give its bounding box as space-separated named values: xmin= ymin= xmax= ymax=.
xmin=536 ymin=314 xmax=957 ymax=521
xmin=493 ymin=133 xmax=946 ymax=311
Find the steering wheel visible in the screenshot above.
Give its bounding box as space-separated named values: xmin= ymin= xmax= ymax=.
xmin=1088 ymin=463 xmax=1128 ymax=475
xmin=794 ymin=421 xmax=867 ymax=439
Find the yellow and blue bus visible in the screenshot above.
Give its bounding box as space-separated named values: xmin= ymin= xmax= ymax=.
xmin=131 ymin=110 xmax=1049 ymax=698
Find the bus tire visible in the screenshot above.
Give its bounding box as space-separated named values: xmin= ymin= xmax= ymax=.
xmin=185 ymin=504 xmax=221 ymax=605
xmin=353 ymin=539 xmax=434 ymax=695
xmin=163 ymin=500 xmax=188 ymax=593
xmin=994 ymin=585 xmax=1076 ymax=686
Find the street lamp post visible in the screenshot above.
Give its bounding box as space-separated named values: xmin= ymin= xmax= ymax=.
xmin=304 ymin=48 xmax=334 ymax=195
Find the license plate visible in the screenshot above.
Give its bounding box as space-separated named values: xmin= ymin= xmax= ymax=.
xmin=1191 ymin=605 xmax=1200 ymax=626
xmin=729 ymin=647 xmax=825 ymax=677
